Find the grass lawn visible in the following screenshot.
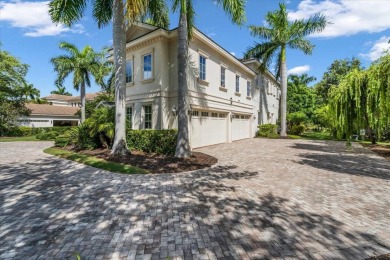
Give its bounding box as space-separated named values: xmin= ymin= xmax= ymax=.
xmin=44 ymin=147 xmax=148 ymax=174
xmin=0 ymin=136 xmax=39 ymax=142
xmin=359 ymin=140 xmax=390 ymax=147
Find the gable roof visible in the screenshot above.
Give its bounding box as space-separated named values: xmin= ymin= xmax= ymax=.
xmin=26 ymin=103 xmax=79 ymax=116
xmin=42 ymin=93 xmax=99 ymax=102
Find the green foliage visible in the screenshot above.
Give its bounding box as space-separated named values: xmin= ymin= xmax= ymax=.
xmin=0 ymin=47 xmax=31 ymax=135
xmin=127 ymin=130 xmax=177 ymax=155
xmin=4 ymin=126 xmax=75 ymax=137
xmin=256 ymin=124 xmax=278 ymax=137
xmin=287 ymin=74 xmax=316 ymax=119
xmin=315 ymin=57 xmax=362 ymax=104
xmin=54 ymin=135 xmax=70 ymax=147
xmin=51 ymin=85 xmax=72 ymax=96
xmin=84 ymin=107 xmax=115 ymax=148
xmin=66 ymin=125 xmax=99 ymax=150
xmin=36 ymin=131 xmax=60 ymax=140
xmin=287 ymin=112 xmax=308 ymax=126
xmin=312 ymin=105 xmax=332 ymax=129
xmin=329 ymin=53 xmax=390 ymax=141
xmin=290 ymin=125 xmax=305 ymax=135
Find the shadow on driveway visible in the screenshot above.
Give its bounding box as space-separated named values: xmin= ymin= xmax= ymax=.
xmin=1 ymin=157 xmax=389 ymax=259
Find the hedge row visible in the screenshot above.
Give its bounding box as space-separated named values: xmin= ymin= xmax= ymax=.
xmin=5 ymin=126 xmax=76 ymax=137
xmin=126 ymin=129 xmax=177 ymax=156
xmin=256 ymin=124 xmax=278 ymax=137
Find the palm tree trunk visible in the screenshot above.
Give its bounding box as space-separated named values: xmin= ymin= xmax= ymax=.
xmin=280 ymin=47 xmax=287 ymax=137
xmin=175 ymin=5 xmax=191 ymax=158
xmin=111 ymin=0 xmax=129 ymax=156
xmin=80 ymin=82 xmax=86 ymax=122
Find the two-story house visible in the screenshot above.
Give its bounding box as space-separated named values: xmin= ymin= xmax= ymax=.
xmin=120 ymin=23 xmax=280 ymax=149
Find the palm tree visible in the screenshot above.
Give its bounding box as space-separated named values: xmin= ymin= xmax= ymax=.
xmin=49 ymin=0 xmax=169 ymax=155
xmin=288 ymin=74 xmax=316 ymax=87
xmin=244 ymin=3 xmax=326 ymax=137
xmin=20 ymin=82 xmax=40 ymax=100
xmin=51 ymin=85 xmax=72 ymax=96
xmin=172 ymin=0 xmax=246 ymax=158
xmin=51 ymin=42 xmax=105 ymax=122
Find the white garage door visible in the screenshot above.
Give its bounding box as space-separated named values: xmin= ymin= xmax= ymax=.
xmin=191 ymin=111 xmax=227 ymax=148
xmin=232 ymin=114 xmax=251 ymax=141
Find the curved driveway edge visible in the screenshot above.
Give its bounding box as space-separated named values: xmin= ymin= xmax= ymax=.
xmin=0 ymin=139 xmax=389 ymax=259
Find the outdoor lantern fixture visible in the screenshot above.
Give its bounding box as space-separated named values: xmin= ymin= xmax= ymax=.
xmin=230 ymin=97 xmax=233 ymax=105
xmin=188 ymin=109 xmax=193 ymax=116
xmin=172 ymin=106 xmax=177 ymax=116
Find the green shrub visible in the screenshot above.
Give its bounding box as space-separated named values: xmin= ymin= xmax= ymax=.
xmin=4 ymin=126 xmax=76 ymax=137
xmin=290 ymin=125 xmax=305 ymax=135
xmin=287 ymin=112 xmax=308 ymax=126
xmin=67 ymin=125 xmax=99 ymax=150
xmin=127 ymin=129 xmax=177 ymax=155
xmin=54 ymin=135 xmax=70 ymax=147
xmin=257 ymin=124 xmax=278 ymax=137
xmin=36 ymin=131 xmax=60 ymax=140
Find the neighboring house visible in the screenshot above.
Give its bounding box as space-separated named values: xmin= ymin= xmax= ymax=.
xmin=42 ymin=93 xmax=99 ymax=107
xmin=18 ymin=103 xmax=80 ymax=127
xmin=114 ymin=23 xmax=280 ymax=149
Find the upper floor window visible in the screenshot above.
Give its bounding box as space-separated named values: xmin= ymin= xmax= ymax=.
xmin=235 ymin=75 xmax=240 ymax=93
xmin=247 ymin=81 xmax=251 ymax=97
xmin=220 ymin=67 xmax=226 ymax=87
xmin=199 ymin=55 xmax=206 ymax=80
xmin=126 ymin=60 xmax=133 ymax=83
xmin=144 ymin=105 xmax=152 ymax=129
xmin=143 ymin=54 xmax=152 ymax=79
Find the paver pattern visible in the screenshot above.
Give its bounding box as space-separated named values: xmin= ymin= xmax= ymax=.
xmin=0 ymin=139 xmax=389 ymax=260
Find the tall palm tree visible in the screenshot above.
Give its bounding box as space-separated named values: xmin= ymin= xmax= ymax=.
xmin=51 ymin=85 xmax=72 ymax=96
xmin=49 ymin=0 xmax=169 ymax=155
xmin=172 ymin=0 xmax=246 ymax=158
xmin=51 ymin=42 xmax=104 ymax=122
xmin=244 ymin=3 xmax=326 ymax=137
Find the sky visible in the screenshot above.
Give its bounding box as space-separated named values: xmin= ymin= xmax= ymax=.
xmin=1 ymin=0 xmax=390 ymax=97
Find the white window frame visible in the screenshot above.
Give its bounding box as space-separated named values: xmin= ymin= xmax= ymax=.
xmin=247 ymin=81 xmax=251 ymax=97
xmin=143 ymin=105 xmax=152 ymax=129
xmin=125 ymin=59 xmax=134 ymax=84
xmin=220 ymin=66 xmax=226 ymax=87
xmin=142 ymin=53 xmax=153 ymax=80
xmin=126 ymin=106 xmax=133 ymax=129
xmin=235 ymin=75 xmax=240 ymax=93
xmin=199 ymin=55 xmax=206 ymax=81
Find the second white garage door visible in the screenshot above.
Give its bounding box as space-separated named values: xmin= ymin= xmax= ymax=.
xmin=191 ymin=111 xmax=227 ymax=148
xmin=232 ymin=114 xmax=251 ymax=141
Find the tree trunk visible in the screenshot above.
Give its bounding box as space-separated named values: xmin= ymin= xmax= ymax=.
xmin=175 ymin=6 xmax=191 ymax=158
xmin=111 ymin=0 xmax=129 ymax=156
xmin=80 ymin=82 xmax=86 ymax=123
xmin=280 ymin=50 xmax=287 ymax=137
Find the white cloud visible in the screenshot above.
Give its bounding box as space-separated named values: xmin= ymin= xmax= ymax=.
xmin=207 ymin=32 xmax=216 ymax=37
xmin=288 ymin=65 xmax=310 ymax=75
xmin=288 ymin=0 xmax=390 ymax=38
xmin=0 ymin=1 xmax=84 ymax=37
xmin=230 ymin=52 xmax=236 ymax=56
xmin=360 ymin=36 xmax=390 ymax=61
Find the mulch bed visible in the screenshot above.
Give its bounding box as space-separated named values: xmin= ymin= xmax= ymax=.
xmin=366 ymin=253 xmax=390 ymax=260
xmin=362 ymin=143 xmax=390 ymax=161
xmin=76 ymin=148 xmax=218 ymax=173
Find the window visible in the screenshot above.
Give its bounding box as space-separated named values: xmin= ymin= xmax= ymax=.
xmin=126 ymin=107 xmax=133 ymax=129
xmin=143 ymin=105 xmax=152 ymax=129
xmin=219 ymin=113 xmax=226 ymax=118
xmin=201 ymin=111 xmax=208 ymax=117
xmin=247 ymin=81 xmax=251 ymax=97
xmin=192 ymin=111 xmax=199 ymax=116
xmin=199 ymin=55 xmax=206 ymax=80
xmin=211 ymin=112 xmax=218 ymax=117
xmin=143 ymin=54 xmax=152 ymax=79
xmin=126 ymin=60 xmax=133 ymax=83
xmin=220 ymin=67 xmax=226 ymax=87
xmin=235 ymin=75 xmax=240 ymax=93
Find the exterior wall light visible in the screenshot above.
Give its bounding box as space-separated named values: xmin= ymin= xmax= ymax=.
xmin=172 ymin=106 xmax=177 ymax=116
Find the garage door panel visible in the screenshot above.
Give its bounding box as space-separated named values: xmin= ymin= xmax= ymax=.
xmin=191 ymin=112 xmax=227 ymax=148
xmin=232 ymin=116 xmax=251 ymax=141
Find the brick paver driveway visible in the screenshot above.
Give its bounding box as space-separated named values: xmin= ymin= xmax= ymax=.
xmin=0 ymin=140 xmax=389 ymax=259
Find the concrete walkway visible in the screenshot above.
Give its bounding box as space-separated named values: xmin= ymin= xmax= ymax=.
xmin=0 ymin=140 xmax=389 ymax=259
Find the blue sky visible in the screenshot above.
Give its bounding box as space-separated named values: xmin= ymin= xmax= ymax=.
xmin=1 ymin=0 xmax=390 ymax=97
